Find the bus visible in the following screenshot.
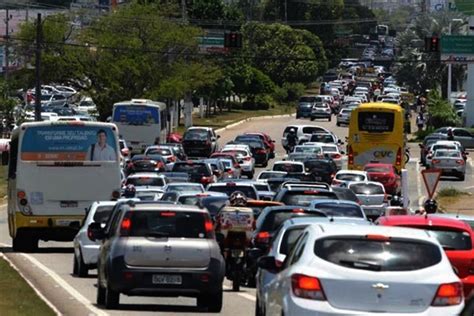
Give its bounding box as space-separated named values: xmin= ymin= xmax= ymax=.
xmin=112 ymin=99 xmax=167 ymax=154
xmin=347 ymin=102 xmax=406 ymax=172
xmin=8 ymin=121 xmax=122 ymax=251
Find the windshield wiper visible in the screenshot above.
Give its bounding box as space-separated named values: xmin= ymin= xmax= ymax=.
xmin=339 ymin=259 xmax=382 ymax=271
xmin=145 ymin=232 xmax=169 ymax=238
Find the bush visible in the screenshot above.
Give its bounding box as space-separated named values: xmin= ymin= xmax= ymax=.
xmin=283 ymin=82 xmax=305 ymax=102
xmin=437 ymin=187 xmax=468 ymax=198
xmin=242 ymin=95 xmax=274 ymax=110
xmin=427 ymin=90 xmax=461 ymax=128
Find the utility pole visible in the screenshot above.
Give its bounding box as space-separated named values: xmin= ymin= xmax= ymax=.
xmin=34 ymin=13 xmax=42 ymax=122
xmin=4 ymin=8 xmax=9 ymax=90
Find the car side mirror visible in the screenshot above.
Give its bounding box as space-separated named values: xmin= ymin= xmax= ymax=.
xmin=87 ymin=222 xmax=106 ymax=241
xmin=257 ymin=256 xmax=280 ymax=272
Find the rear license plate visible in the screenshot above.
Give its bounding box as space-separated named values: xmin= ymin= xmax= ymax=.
xmin=56 ymin=219 xmax=79 ymax=226
xmin=152 ymin=274 xmax=182 ymax=285
xmin=60 ymin=201 xmax=78 ymax=208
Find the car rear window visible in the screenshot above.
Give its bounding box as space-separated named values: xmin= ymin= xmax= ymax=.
xmin=126 ymin=177 xmax=165 ymax=187
xmin=147 ymin=148 xmax=172 ymax=156
xmin=254 ymin=184 xmax=270 ymax=191
xmin=313 ymin=203 xmax=364 ymax=218
xmin=280 ymin=191 xmax=337 ymax=206
xmin=166 ymin=184 xmax=203 ymax=193
xmin=310 ymin=134 xmax=334 ymax=143
xmin=125 ymin=211 xmax=211 ymax=238
xmin=350 ymin=183 xmax=384 ymax=195
xmin=274 ymin=163 xmax=304 ymax=173
xmin=177 ymin=196 xmax=200 ymax=206
xmin=314 ymin=237 xmax=442 ymax=271
xmin=184 ymin=130 xmax=208 ymax=141
xmin=365 ymin=166 xmax=391 ymax=173
xmin=304 ymin=160 xmax=330 ymax=170
xmin=336 ymin=173 xmax=366 ymax=181
xmin=294 ymin=146 xmax=321 ymax=154
xmin=302 ymin=127 xmax=326 ymax=134
xmin=172 ymin=163 xmax=211 ymax=176
xmin=261 ymin=211 xmax=324 ymax=232
xmin=92 ymin=205 xmax=115 ymax=223
xmin=280 ymin=226 xmax=307 ymax=255
xmin=434 ymin=150 xmax=461 ymax=158
xmin=322 ymin=146 xmax=338 ymax=152
xmin=207 ymin=185 xmax=257 ymax=200
xmin=259 ymin=172 xmax=286 ymax=179
xmin=425 ymin=228 xmax=472 ymax=251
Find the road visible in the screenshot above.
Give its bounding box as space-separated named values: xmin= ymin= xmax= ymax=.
xmin=0 ymin=115 xmax=472 ymax=315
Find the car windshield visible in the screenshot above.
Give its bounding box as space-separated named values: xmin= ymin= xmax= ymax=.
xmin=280 ymin=191 xmax=336 ymax=206
xmin=92 ymin=205 xmax=115 ymax=223
xmin=184 ymin=130 xmax=208 ymax=141
xmin=435 ymin=150 xmax=461 ymax=158
xmin=207 ymin=185 xmax=257 ymax=199
xmin=314 ymin=237 xmax=442 ymax=271
xmin=294 ymin=146 xmax=320 ymax=154
xmin=126 ymin=211 xmax=211 ymax=238
xmin=274 ymin=163 xmax=304 ymax=173
xmin=312 ymin=203 xmax=363 ymax=218
xmin=350 ymin=183 xmax=384 ymax=195
xmin=280 ymin=226 xmax=307 ymax=255
xmin=365 ymin=166 xmax=391 ymax=173
xmin=126 ymin=177 xmax=165 ymax=187
xmin=336 ymin=173 xmax=365 ymax=181
xmin=166 ymin=184 xmax=203 ymax=193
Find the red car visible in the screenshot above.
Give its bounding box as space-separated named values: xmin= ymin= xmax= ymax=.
xmin=244 ymin=132 xmax=276 ymax=159
xmin=364 ymin=163 xmax=401 ymax=195
xmin=378 ymin=215 xmax=474 ymax=300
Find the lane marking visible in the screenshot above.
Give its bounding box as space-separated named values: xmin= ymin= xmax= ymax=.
xmin=223 ymin=284 xmax=256 ymax=302
xmin=415 ymin=161 xmax=424 ymax=207
xmin=0 ymin=243 xmax=108 ymax=316
xmin=0 ymin=252 xmax=61 ymax=315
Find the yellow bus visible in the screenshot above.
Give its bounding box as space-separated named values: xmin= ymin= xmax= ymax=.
xmin=347 ymin=102 xmax=406 ymax=172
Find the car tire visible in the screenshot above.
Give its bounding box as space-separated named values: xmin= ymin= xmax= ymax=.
xmin=12 ymin=232 xmax=38 ymax=253
xmin=74 ymin=251 xmax=88 ymax=277
xmin=197 ymin=287 xmax=223 ymax=313
xmin=96 ymin=280 xmax=106 ymax=306
xmin=262 ymin=161 xmax=268 ymax=168
xmin=104 ymin=282 xmax=120 ymax=309
xmin=255 ymin=296 xmax=264 ymax=316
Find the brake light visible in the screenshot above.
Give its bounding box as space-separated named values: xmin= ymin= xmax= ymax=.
xmin=292 ymin=208 xmax=305 ymax=213
xmin=456 ymin=159 xmax=465 ymax=165
xmin=201 ymin=176 xmax=213 ymax=184
xmin=257 ymin=149 xmax=266 ymax=154
xmin=431 ymin=282 xmax=463 ymax=306
xmin=168 ymin=156 xmax=176 ymax=162
xmin=303 ymin=190 xmax=319 ymax=194
xmin=256 ymin=231 xmax=270 ymax=245
xmin=348 ymin=145 xmax=354 ymax=166
xmin=291 ymin=274 xmax=326 ymax=300
xmin=332 ymin=153 xmax=341 ymax=159
xmin=395 ymin=147 xmax=402 ymax=167
xmin=120 ymin=216 xmax=132 ymax=236
xmin=366 ymin=234 xmax=390 ymax=241
xmin=432 ymin=159 xmax=440 ymax=164
xmin=160 ymin=212 xmax=176 ymax=217
xmin=226 ymin=182 xmax=236 ymax=186
xmin=383 ymin=194 xmax=388 ymax=203
xmin=243 ymin=156 xmax=252 ymax=161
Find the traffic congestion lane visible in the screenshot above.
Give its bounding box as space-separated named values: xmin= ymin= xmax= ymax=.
xmin=0 ymin=205 xmax=256 ymax=316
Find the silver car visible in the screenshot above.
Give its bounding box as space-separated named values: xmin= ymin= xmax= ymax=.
xmin=348 ymin=181 xmax=388 ymax=220
xmin=431 ymin=149 xmax=466 ymax=180
xmin=89 ymin=202 xmax=225 ymax=311
xmin=336 ymin=108 xmax=352 ymax=126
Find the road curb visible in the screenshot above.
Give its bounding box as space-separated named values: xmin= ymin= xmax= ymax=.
xmin=214 ymin=113 xmax=295 ymax=133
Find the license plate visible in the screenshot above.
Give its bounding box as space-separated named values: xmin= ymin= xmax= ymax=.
xmin=56 ymin=219 xmax=79 ymax=227
xmin=60 ymin=201 xmax=78 ymax=208
xmin=152 ymin=274 xmax=182 ymax=285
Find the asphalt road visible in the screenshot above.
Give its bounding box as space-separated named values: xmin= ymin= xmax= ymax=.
xmin=0 ymin=114 xmax=472 ymax=315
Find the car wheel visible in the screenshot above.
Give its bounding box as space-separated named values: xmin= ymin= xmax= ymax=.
xmin=255 ymin=295 xmax=264 ymax=316
xmin=96 ymin=279 xmax=106 ymax=305
xmin=262 ymin=161 xmax=268 ymax=168
xmin=75 ymin=251 xmax=88 ymax=277
xmin=104 ymin=282 xmax=120 ymax=309
xmin=73 ymin=252 xmax=79 ymax=276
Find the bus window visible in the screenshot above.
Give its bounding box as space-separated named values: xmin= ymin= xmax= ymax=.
xmin=358 ymin=112 xmax=394 ymax=133
xmin=8 ymin=136 xmax=18 ymax=179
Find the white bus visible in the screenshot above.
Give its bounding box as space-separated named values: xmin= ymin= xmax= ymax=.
xmin=112 ymin=99 xmax=167 ymax=154
xmin=8 ymin=121 xmax=122 ymax=251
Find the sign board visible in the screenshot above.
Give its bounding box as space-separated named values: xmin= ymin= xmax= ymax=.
xmin=441 ymin=35 xmax=474 ymax=63
xmin=198 ymin=35 xmax=227 ymax=54
xmin=421 ymin=169 xmax=442 ymax=199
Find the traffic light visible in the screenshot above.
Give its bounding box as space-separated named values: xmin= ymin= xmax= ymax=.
xmin=224 ymin=32 xmax=242 ymax=48
xmin=424 ymin=36 xmax=439 ymax=52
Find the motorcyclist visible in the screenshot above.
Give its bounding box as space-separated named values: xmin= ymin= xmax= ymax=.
xmin=390 ymin=195 xmax=402 ymax=207
xmin=123 ymin=184 xmax=136 ymax=198
xmin=286 ymin=128 xmax=298 ymax=154
xmin=423 ymin=199 xmax=438 ymax=214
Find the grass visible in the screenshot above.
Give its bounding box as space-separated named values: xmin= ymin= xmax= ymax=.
xmin=437 ymin=187 xmax=468 ymax=198
xmin=177 ymin=103 xmax=295 ymax=134
xmin=0 ymin=257 xmax=55 ymax=316
xmin=437 ymin=187 xmax=471 ymax=213
xmin=0 ymin=166 xmax=6 ymax=198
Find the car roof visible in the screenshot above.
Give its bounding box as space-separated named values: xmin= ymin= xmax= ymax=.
xmin=127 ymin=172 xmax=166 ymax=178
xmin=167 ymin=182 xmax=202 ymax=186
xmin=336 ymin=170 xmax=367 ymax=175
xmin=207 ymin=182 xmax=255 ymax=187
xmin=377 ymin=215 xmax=472 ymax=231
xmin=274 ymin=161 xmax=304 ymax=165
xmin=129 ymin=204 xmax=206 ymax=213
xmin=310 ymin=199 xmax=360 ymax=207
xmin=348 ymin=181 xmax=384 ymax=187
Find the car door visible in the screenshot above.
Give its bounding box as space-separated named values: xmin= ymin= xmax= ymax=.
xmin=98 ymin=208 xmax=124 ymax=284
xmin=454 ymin=129 xmax=474 ymax=149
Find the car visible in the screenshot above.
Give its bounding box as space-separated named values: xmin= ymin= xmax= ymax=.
xmin=90 ymin=202 xmax=225 ymax=311
xmin=73 ymin=201 xmax=119 ymax=277
xmin=162 ymin=182 xmax=205 ymax=194
xmin=331 ymin=186 xmax=361 ymax=204
xmin=364 ymin=163 xmax=401 ymax=196
xmin=144 ymin=145 xmax=177 ymax=164
xmin=134 ymin=188 xmax=164 ymax=201
xmin=124 ymin=173 xmax=169 ymax=190
xmin=281 ymin=125 xmax=331 ymax=149
xmin=174 ymin=192 xmax=227 ymax=206
xmin=435 ymin=213 xmax=474 ymax=230
xmin=348 ymin=181 xmax=388 ymax=220
xmin=377 ymin=215 xmax=474 ymax=301
xmin=419 ymin=135 xmax=446 ymax=166
xmin=259 ymin=223 xmax=464 ymax=315
xmin=432 ymin=127 xmax=474 ymax=148
xmin=256 ymin=171 xmax=287 ymax=183
xmin=171 ymin=161 xmax=216 ymax=185
xmin=124 ymin=154 xmax=167 ymax=175
xmin=331 ymin=170 xmax=368 ymax=187
xmin=158 ymin=172 xmax=190 ymax=183
xmin=220 ymin=146 xmax=255 ymax=179
xmin=182 ymin=126 xmax=220 ymax=157
xmin=225 ymin=180 xmax=275 ymax=201
xmin=281 ymin=181 xmax=331 ymax=191
xmin=302 ymin=158 xmax=338 ymax=184
xmin=425 ymin=140 xmax=464 ymax=168
xmin=254 ymin=217 xmax=370 ymax=315
xmin=310 ymin=102 xmax=332 ymax=121
xmin=431 ymin=149 xmax=466 ymax=180
xmin=244 ymin=132 xmax=276 ymax=159
xmin=288 ymin=144 xmax=323 ymax=162
xmin=272 ymin=161 xmax=305 ymax=174
xmin=274 ymin=188 xmax=339 ymax=206
xmin=308 ymin=199 xmax=368 ymax=220
xmin=206 ymin=182 xmax=259 ymax=200
xmin=336 ymin=108 xmax=352 ymax=126
xmin=232 ymin=135 xmax=269 ymax=167
xmin=318 ymin=143 xmax=343 ymax=170
xmin=202 ymin=158 xmax=226 ymax=180
xmin=215 ymin=158 xmax=241 ymax=179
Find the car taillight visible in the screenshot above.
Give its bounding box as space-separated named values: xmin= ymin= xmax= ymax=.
xmin=395 ymin=147 xmax=402 ymax=167
xmin=332 ymin=153 xmax=341 ymax=159
xmin=201 ymin=176 xmax=213 ymax=184
xmin=256 ymin=231 xmax=270 ymax=245
xmin=169 ymin=156 xmax=176 ymax=162
xmin=456 ymin=159 xmax=465 ymax=165
xmin=432 ymin=159 xmax=440 ymax=164
xmin=348 ymin=145 xmax=354 ymax=166
xmin=120 ymin=216 xmax=132 ymax=236
xmin=383 ymin=194 xmax=388 ymax=203
xmin=257 ymin=149 xmax=266 ymax=154
xmin=431 ymin=282 xmax=463 ymax=306
xmin=204 ymin=216 xmax=215 ymax=238
xmin=291 ymin=274 xmax=326 ymax=301
xmin=243 ymin=156 xmax=252 ymax=161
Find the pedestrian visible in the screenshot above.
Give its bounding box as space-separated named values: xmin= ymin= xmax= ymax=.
xmin=416 ymin=112 xmax=425 ymax=132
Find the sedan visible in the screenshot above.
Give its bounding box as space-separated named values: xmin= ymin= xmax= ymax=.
xmin=336 ymin=108 xmax=352 ymax=126
xmin=259 ymin=224 xmax=464 ymax=315
xmin=348 ymin=181 xmax=388 ymax=220
xmin=364 ymin=163 xmax=401 ymax=196
xmin=431 ymin=149 xmax=466 ymax=180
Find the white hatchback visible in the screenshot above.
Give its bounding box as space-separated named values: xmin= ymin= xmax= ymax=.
xmin=260 ymin=224 xmax=463 ymax=316
xmin=222 ymin=144 xmax=255 ymax=178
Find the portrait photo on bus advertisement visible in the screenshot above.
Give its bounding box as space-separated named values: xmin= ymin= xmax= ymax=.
xmin=20 ymin=125 xmax=118 ymax=161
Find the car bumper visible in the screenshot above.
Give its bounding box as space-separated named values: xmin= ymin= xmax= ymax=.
xmin=285 ymin=296 xmax=464 ymax=316
xmin=436 ymin=166 xmax=465 ymax=174
xmin=311 ymin=112 xmax=331 ymax=118
xmin=81 ymin=244 xmax=100 ymax=265
xmin=240 ymin=163 xmax=254 ymax=172
xmin=297 ymin=111 xmax=312 ymax=118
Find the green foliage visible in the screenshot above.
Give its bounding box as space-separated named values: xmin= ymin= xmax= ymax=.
xmin=228 ymin=62 xmax=276 ymax=100
xmin=427 ymin=90 xmax=461 ymax=128
xmin=282 ymin=82 xmax=305 ymax=102
xmin=189 ymin=0 xmax=225 ymax=20
xmin=437 ymin=187 xmax=468 ymax=198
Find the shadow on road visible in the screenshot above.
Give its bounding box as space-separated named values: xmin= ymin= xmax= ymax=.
xmin=102 ymin=303 xmax=206 ymax=313
xmin=0 ymin=246 xmax=74 ymax=254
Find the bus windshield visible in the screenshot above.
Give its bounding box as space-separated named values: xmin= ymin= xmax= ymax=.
xmin=21 ymin=125 xmax=118 ymax=161
xmin=358 ymin=112 xmax=394 ymax=132
xmin=112 ymin=105 xmax=159 ymax=125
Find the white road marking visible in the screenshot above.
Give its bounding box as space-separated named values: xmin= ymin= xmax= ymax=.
xmin=223 ymin=285 xmax=256 ymax=302
xmin=0 ymin=252 xmax=61 ymax=315
xmin=415 ymin=161 xmax=424 ymax=207
xmin=0 ymin=243 xmax=108 ymax=316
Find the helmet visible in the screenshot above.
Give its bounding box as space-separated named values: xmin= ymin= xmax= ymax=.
xmin=123 ymin=184 xmax=136 ymax=198
xmin=289 ymin=128 xmax=296 ymax=133
xmin=424 ymin=199 xmax=438 ymax=214
xmin=390 ymin=195 xmax=401 ymax=206
xmin=229 ymin=191 xmax=248 ymax=206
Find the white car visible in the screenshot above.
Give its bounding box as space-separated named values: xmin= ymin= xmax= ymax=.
xmin=281 ymin=125 xmax=331 ymax=148
xmin=124 ymin=172 xmax=168 ymax=190
xmin=272 ymin=161 xmax=305 ymax=174
xmin=331 ymin=170 xmax=368 ymax=187
xmin=222 ymin=145 xmax=255 ymax=178
xmin=313 ymin=143 xmax=343 ymax=170
xmin=259 ymin=224 xmax=463 ymax=316
xmin=134 ymin=187 xmax=164 ymax=201
xmin=425 ymin=140 xmax=463 ymax=168
xmin=348 ymin=181 xmax=387 ymax=219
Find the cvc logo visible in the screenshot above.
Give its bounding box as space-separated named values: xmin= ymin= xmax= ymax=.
xmin=373 ymin=151 xmax=393 ymax=158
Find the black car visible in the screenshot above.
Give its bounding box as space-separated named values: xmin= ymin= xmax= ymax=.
xmin=232 ymin=136 xmax=269 ymax=167
xmin=124 ymin=154 xmax=167 ymax=175
xmin=182 ymin=127 xmax=219 ymax=157
xmin=171 ymin=161 xmax=215 ymax=185
xmin=273 ymin=188 xmax=339 ymax=206
xmin=303 ymin=158 xmax=338 ymax=183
